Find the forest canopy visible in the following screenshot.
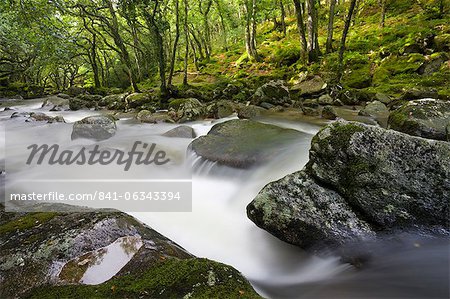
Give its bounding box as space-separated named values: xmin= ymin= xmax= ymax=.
xmin=0 ymin=0 xmax=448 ymax=101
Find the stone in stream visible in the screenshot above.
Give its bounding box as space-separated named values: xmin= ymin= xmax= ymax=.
xmin=41 ymin=95 xmax=70 ymax=111
xmin=189 ymin=119 xmax=306 ymax=169
xmin=358 ymin=100 xmax=389 ymax=127
xmin=169 ymin=98 xmax=205 ymax=123
xmin=388 ymin=98 xmax=450 ymax=141
xmin=247 ymin=121 xmax=450 ymax=250
xmin=162 ymin=125 xmax=196 ymax=138
xmin=237 ymin=104 xmax=266 ymax=119
xmin=71 ymin=115 xmax=117 ymax=141
xmin=250 ymin=80 xmax=291 ymax=106
xmin=321 ymin=105 xmax=338 ymax=120
xmin=10 ymin=112 xmax=65 ymax=123
xmin=0 ymin=205 xmax=261 ymax=298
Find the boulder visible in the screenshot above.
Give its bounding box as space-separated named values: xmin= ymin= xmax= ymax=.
xmin=322 ymin=106 xmax=338 ymax=120
xmin=247 ymin=121 xmax=450 ymax=250
xmin=137 ymin=110 xmax=175 ymax=124
xmin=318 ymin=94 xmax=333 ymax=105
xmin=11 ymin=112 xmax=65 ymax=123
xmin=251 ymin=80 xmax=290 ymax=106
xmin=189 ymin=119 xmax=306 ymax=169
xmin=71 ymin=115 xmax=117 ymax=141
xmin=162 ymin=125 xmax=196 ymax=138
xmin=388 ymin=99 xmax=450 ymax=141
xmin=302 ymin=107 xmax=320 ymax=117
xmin=237 ymin=105 xmax=266 ymax=119
xmin=56 ymin=93 xmax=71 ymax=100
xmin=291 ymin=76 xmax=326 ymax=96
xmin=99 ymin=93 xmax=127 ymax=110
xmin=41 ymin=96 xmax=70 ymax=111
xmin=169 ymin=98 xmax=205 ymax=122
xmin=359 ymin=100 xmax=389 ymax=127
xmin=206 ymin=100 xmax=234 ymax=119
xmin=417 ymin=53 xmax=448 ymax=75
xmin=0 ymin=207 xmax=260 ymax=298
xmin=247 ymin=170 xmax=375 ymax=249
xmin=302 ymin=98 xmax=319 ymax=108
xmin=375 ymin=93 xmax=392 ymax=104
xmin=125 ymin=92 xmax=152 ymax=109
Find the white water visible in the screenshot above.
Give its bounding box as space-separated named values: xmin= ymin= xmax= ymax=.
xmin=1 ymin=99 xmax=448 ymax=298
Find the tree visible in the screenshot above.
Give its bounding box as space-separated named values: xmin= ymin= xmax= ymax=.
xmin=325 ymin=0 xmax=336 ymax=53
xmin=306 ymin=0 xmax=320 ymax=62
xmin=293 ymin=0 xmax=308 ymax=63
xmin=338 ymin=0 xmax=358 ymax=80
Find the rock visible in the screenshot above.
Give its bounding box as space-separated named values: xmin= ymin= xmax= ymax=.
xmin=162 ymin=125 xmax=196 ymax=138
xmin=71 ymin=115 xmax=117 ymax=141
xmin=291 ymin=76 xmax=326 ymax=96
xmin=137 ymin=110 xmax=175 ymax=124
xmin=417 ymin=52 xmax=448 ymax=75
xmin=99 ymin=93 xmax=128 ymax=110
xmin=343 ymin=67 xmax=372 ymax=89
xmin=11 ymin=112 xmax=65 ymax=123
xmin=260 ymin=102 xmax=274 ymax=109
xmin=206 ymin=100 xmax=234 ymax=119
xmin=358 ymin=100 xmax=389 ymax=126
xmin=189 ymin=119 xmax=306 ymax=169
xmin=302 ymin=107 xmax=320 ymax=116
xmin=125 ymin=92 xmax=152 ymax=109
xmin=41 ymin=96 xmax=70 ymax=111
xmin=375 ymin=93 xmax=392 ymax=104
xmin=251 ymin=80 xmax=291 ymax=106
xmin=388 ymin=99 xmax=450 ymax=141
xmin=247 ymin=121 xmax=450 ymax=250
xmin=322 ymin=106 xmax=338 ymax=120
xmin=237 ymin=105 xmax=266 ymax=119
xmin=222 ymin=83 xmax=240 ymax=97
xmin=308 ymin=121 xmax=449 ymax=227
xmin=168 ymin=98 xmax=205 ymax=122
xmin=302 ymin=99 xmax=319 ymax=108
xmin=402 ymin=43 xmax=423 ymax=54
xmin=56 ymin=93 xmax=71 ymax=99
xmin=333 ymin=99 xmax=344 ymax=106
xmin=66 ymin=86 xmax=86 ymax=97
xmin=247 ymin=170 xmax=375 ymax=249
xmin=434 ymin=34 xmax=450 ymax=52
xmin=0 ymin=206 xmax=261 ymax=298
xmin=400 ymin=89 xmax=439 ymax=101
xmin=318 ymin=94 xmax=333 ymax=105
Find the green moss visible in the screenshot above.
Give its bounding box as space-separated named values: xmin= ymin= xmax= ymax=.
xmin=342 ymin=66 xmax=372 ymax=89
xmin=25 ymin=258 xmax=261 ymax=299
xmin=0 ymin=212 xmax=58 ymax=235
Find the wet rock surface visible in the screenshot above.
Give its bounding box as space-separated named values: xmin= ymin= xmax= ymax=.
xmin=248 ymin=121 xmax=450 ymax=250
xmin=0 ymin=206 xmax=261 ymax=298
xmin=189 ymin=119 xmax=307 ymax=169
xmin=71 ymin=115 xmax=117 ymax=141
xmin=388 ymin=98 xmax=450 ymax=141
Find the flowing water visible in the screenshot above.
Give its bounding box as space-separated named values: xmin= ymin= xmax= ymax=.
xmin=0 ymin=98 xmax=448 ymax=298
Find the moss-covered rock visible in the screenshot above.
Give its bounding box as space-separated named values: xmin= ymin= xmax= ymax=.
xmin=250 ymin=80 xmax=291 ymax=106
xmin=137 ymin=110 xmax=175 ymax=124
xmin=99 ymin=94 xmax=128 ymax=110
xmin=125 ymin=93 xmax=152 ymax=109
xmin=168 ymin=98 xmax=205 ymax=123
xmin=24 ymin=257 xmax=261 ymax=299
xmin=189 ymin=119 xmax=306 ymax=169
xmin=237 ymin=104 xmax=266 ymax=119
xmin=321 ymin=105 xmax=338 ymax=120
xmin=342 ymin=66 xmax=372 ymax=89
xmin=291 ymin=76 xmax=326 ymax=96
xmin=388 ymin=98 xmax=450 ymax=141
xmin=247 ymin=121 xmax=450 ymax=251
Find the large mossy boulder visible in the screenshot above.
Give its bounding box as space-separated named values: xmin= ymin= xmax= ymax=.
xmin=69 ymin=94 xmax=103 ymax=111
xmin=189 ymin=119 xmax=306 ymax=169
xmin=125 ymin=92 xmax=152 ymax=109
xmin=291 ymin=76 xmax=326 ymax=96
xmin=388 ymin=99 xmax=450 ymax=141
xmin=247 ymin=121 xmax=450 ymax=250
xmin=251 ymin=80 xmax=291 ymax=106
xmin=99 ymin=93 xmax=128 ymax=110
xmin=168 ymin=98 xmax=205 ymax=122
xmin=0 ymin=207 xmax=261 ymax=298
xmin=206 ymin=100 xmax=235 ymax=119
xmin=137 ymin=110 xmax=174 ymax=124
xmin=71 ymin=115 xmax=117 ymax=141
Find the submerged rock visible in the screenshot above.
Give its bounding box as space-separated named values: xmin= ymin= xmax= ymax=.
xmin=248 ymin=121 xmax=450 ymax=250
xmin=388 ymin=98 xmax=450 ymax=141
xmin=71 ymin=115 xmax=117 ymax=141
xmin=0 ymin=206 xmax=261 ymax=298
xmin=162 ymin=125 xmax=196 ymax=138
xmin=189 ymin=119 xmax=306 ymax=169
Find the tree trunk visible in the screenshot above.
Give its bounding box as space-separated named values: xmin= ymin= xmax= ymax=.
xmin=243 ymin=0 xmax=259 ymax=61
xmin=168 ymin=0 xmax=180 ymax=87
xmin=307 ymin=0 xmax=320 ymax=62
xmin=338 ymin=0 xmax=358 ymax=80
xmin=326 ymin=0 xmax=336 ymax=53
xmin=293 ymin=0 xmax=308 ymax=63
xmin=380 ymin=0 xmax=387 ymax=27
xmin=183 ymin=0 xmax=189 ymax=86
xmin=280 ymin=0 xmax=287 ymax=36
